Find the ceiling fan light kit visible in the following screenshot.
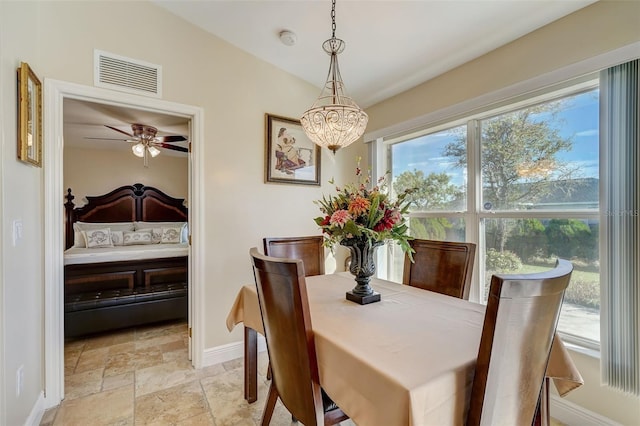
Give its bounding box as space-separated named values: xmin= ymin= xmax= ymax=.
xmin=300 ymin=0 xmax=368 ymax=154
xmin=132 ymin=143 xmax=146 ymax=158
xmin=93 ymin=123 xmax=188 ymax=168
xmin=148 ymin=145 xmax=161 ymax=158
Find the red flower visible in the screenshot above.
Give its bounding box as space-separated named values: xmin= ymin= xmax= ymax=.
xmin=373 ymin=209 xmax=400 ymax=231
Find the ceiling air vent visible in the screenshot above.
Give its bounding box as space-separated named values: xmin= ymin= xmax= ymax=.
xmin=94 ymin=50 xmax=162 ymax=98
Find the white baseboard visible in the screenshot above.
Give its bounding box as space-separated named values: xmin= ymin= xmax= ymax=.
xmin=202 ymin=335 xmax=267 ymax=367
xmin=551 ymin=394 xmax=622 ymax=426
xmin=26 ymin=391 xmax=46 ymax=426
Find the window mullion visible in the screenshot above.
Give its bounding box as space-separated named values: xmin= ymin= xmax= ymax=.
xmin=467 ymin=119 xmax=482 ymax=301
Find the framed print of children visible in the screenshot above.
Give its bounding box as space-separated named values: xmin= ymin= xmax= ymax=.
xmin=265 ymin=114 xmax=321 ymax=186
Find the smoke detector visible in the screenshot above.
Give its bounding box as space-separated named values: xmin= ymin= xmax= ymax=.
xmin=279 ymin=30 xmax=297 ymax=46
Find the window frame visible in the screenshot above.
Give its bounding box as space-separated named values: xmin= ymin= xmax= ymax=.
xmin=379 ymin=78 xmax=601 ymax=350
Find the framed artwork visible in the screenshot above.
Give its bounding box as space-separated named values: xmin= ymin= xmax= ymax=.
xmin=265 ymin=113 xmax=321 ymax=186
xmin=17 ymin=62 xmax=43 ymax=167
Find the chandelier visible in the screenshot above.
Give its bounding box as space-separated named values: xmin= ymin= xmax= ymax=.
xmin=300 ymin=0 xmax=368 ymax=154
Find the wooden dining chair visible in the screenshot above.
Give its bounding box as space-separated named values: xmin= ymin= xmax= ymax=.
xmin=250 ymin=248 xmax=349 ymax=426
xmin=402 ymin=239 xmax=476 ymax=300
xmin=467 ymin=258 xmax=573 ymax=426
xmin=263 ymin=235 xmax=325 ymax=277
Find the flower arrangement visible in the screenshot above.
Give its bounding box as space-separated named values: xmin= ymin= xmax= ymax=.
xmin=314 ymin=160 xmax=415 ymax=258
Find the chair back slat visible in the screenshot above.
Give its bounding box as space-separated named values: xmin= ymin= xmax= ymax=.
xmin=467 ymin=259 xmax=573 ymax=426
xmin=403 ymin=239 xmax=476 ymax=300
xmin=263 ymin=236 xmax=325 ymax=276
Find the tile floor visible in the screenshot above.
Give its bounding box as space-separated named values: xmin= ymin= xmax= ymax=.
xmin=41 ymin=320 xmax=565 ymax=426
xmin=40 ymin=320 xmax=305 ymax=426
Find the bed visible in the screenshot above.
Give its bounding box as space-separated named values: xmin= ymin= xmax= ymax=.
xmin=64 ymin=183 xmax=189 ymax=337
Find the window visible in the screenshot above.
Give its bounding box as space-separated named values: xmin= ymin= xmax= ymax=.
xmin=384 ymin=84 xmax=601 ymax=346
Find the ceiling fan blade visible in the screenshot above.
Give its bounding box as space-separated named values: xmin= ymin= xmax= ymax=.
xmin=156 ymin=135 xmax=187 ymax=143
xmin=105 ymin=125 xmax=134 ymax=137
xmin=156 ymin=142 xmax=188 ymax=153
xmin=85 ymin=137 xmax=129 ymax=141
xmin=85 ymin=137 xmax=138 ymax=143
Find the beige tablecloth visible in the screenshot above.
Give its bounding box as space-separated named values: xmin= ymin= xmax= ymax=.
xmin=226 ymin=272 xmax=583 ymax=426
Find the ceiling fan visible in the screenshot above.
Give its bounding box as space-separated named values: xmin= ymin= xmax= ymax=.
xmin=88 ymin=123 xmax=188 ymax=167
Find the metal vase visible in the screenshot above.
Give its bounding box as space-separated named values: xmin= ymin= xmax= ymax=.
xmin=341 ymin=237 xmax=383 ymax=303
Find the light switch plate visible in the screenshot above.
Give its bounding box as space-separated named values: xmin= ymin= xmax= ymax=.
xmin=12 ymin=220 xmax=23 ymax=246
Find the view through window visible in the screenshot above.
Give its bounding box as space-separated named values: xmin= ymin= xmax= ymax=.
xmin=386 ymin=85 xmax=600 ymax=345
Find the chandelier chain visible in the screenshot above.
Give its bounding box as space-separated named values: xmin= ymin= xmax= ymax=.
xmin=331 ymin=0 xmax=336 ymax=38
xmin=300 ymin=0 xmax=368 ymax=153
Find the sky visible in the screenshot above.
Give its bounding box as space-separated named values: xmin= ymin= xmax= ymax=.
xmin=391 ymin=88 xmax=600 ymax=190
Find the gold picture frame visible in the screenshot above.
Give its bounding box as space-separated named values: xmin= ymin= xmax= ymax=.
xmin=265 ymin=113 xmax=321 ymax=186
xmin=17 ymin=62 xmax=43 ymax=167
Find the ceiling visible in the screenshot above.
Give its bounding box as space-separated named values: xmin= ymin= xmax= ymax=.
xmin=63 ymin=99 xmax=190 ymax=155
xmin=66 ymin=0 xmax=597 ymax=154
xmin=153 ymin=0 xmax=596 ymax=107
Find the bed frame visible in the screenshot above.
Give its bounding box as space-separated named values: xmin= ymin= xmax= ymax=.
xmin=64 ymin=183 xmax=189 ymax=337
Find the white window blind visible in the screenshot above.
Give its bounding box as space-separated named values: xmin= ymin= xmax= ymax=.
xmin=600 ymin=59 xmax=640 ymax=396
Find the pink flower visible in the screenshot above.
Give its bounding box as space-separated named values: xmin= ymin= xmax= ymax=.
xmin=330 ymin=210 xmax=351 ymax=228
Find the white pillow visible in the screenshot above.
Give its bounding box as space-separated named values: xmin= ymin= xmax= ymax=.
xmin=73 ymin=222 xmax=135 ymax=248
xmin=82 ymin=229 xmax=113 ymax=248
xmin=134 ymin=221 xmax=188 ymax=243
xmin=137 ymin=228 xmax=162 ymax=244
xmin=161 ymin=227 xmax=182 ymax=244
xmin=110 ymin=230 xmax=124 ymax=246
xmin=123 ymin=230 xmax=153 ymax=246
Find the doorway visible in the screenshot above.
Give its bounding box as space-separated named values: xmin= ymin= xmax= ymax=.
xmin=43 ymin=79 xmax=205 ymax=408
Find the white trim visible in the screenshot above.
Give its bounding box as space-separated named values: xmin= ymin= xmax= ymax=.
xmin=364 ymin=42 xmax=640 ymax=142
xmin=550 ymin=394 xmax=622 ymax=426
xmin=190 ymin=105 xmax=205 ymax=369
xmin=202 ymin=336 xmax=267 ymax=367
xmin=42 ymin=79 xmax=205 ymax=407
xmin=24 ymin=392 xmax=46 ymax=426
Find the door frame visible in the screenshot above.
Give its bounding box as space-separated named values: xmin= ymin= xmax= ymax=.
xmin=42 ymin=79 xmax=205 ymax=407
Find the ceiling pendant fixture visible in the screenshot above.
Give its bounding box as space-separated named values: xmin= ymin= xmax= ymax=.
xmin=300 ymin=0 xmax=368 ymax=154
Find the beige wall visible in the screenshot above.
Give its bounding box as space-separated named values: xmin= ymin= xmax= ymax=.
xmin=366 ymin=1 xmax=640 ymax=424
xmin=1 ymin=1 xmax=45 ymax=424
xmin=63 ymin=147 xmax=189 ymax=207
xmin=0 ymin=1 xmax=363 ymax=424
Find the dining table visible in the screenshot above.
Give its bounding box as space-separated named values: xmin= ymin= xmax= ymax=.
xmin=226 ymin=272 xmax=583 ymax=426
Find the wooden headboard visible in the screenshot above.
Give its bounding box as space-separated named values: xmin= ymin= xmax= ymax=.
xmin=64 ymin=183 xmax=188 ymax=249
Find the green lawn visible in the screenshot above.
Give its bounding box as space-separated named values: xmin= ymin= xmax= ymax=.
xmin=485 ymin=263 xmax=600 ymax=309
